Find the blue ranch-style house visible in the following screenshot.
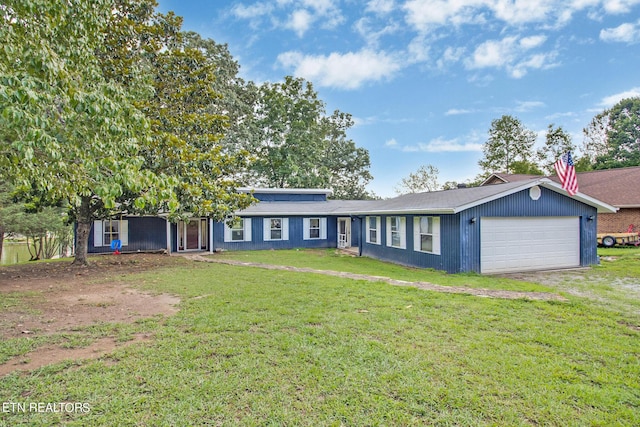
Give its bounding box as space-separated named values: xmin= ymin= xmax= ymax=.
xmin=87 ymin=178 xmax=616 ymax=274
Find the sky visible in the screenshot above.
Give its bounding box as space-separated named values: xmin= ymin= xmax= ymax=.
xmin=156 ymin=0 xmax=640 ymax=198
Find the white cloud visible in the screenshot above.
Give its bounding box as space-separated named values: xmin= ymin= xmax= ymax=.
xmin=445 ymin=108 xmax=473 ymax=115
xmin=600 ymin=21 xmax=640 ymax=43
xmin=515 ymin=100 xmax=546 ymax=112
xmin=232 ymin=2 xmax=274 ymax=20
xmin=465 ymin=35 xmax=557 ymax=78
xmin=385 ymin=138 xmax=398 ymax=146
xmin=354 ymin=17 xmax=400 ymax=47
xmin=232 ymin=0 xmax=343 ymax=35
xmin=400 ymin=0 xmax=640 ymax=33
xmin=401 ymin=137 xmax=483 ymax=153
xmin=277 ymin=49 xmax=402 ymax=89
xmin=437 ymin=46 xmax=466 ymax=69
xmin=599 ymin=87 xmax=640 ymax=107
xmin=287 ymin=9 xmax=314 ymax=37
xmin=601 ymin=0 xmax=640 ymax=14
xmin=366 ymin=0 xmax=395 ymax=15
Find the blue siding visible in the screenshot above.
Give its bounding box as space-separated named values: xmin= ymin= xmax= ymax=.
xmin=213 ymin=216 xmax=338 ymax=251
xmin=459 ymin=186 xmax=598 ymax=272
xmin=360 ymin=214 xmax=460 ymax=272
xmin=360 ymin=187 xmax=598 ymax=274
xmin=252 ymin=193 xmax=328 ymax=202
xmin=89 ymin=217 xmax=167 ymax=254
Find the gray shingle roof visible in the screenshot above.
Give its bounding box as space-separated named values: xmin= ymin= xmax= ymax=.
xmin=237 ymin=178 xmax=616 ymax=216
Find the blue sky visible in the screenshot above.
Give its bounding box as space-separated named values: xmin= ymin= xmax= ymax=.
xmin=157 ymin=0 xmax=640 ymax=197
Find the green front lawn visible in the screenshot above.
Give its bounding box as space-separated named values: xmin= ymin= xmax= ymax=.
xmin=1 ymin=249 xmax=639 ymax=426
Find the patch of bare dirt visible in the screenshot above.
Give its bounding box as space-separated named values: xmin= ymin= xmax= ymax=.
xmin=0 ymin=334 xmax=152 ymax=377
xmin=0 ymin=254 xmax=182 ymax=376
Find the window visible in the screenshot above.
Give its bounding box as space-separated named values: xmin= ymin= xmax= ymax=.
xmin=414 ymin=216 xmax=440 ymax=255
xmin=366 ymin=216 xmax=380 ymax=244
xmin=270 ymin=218 xmax=282 ymax=240
xmin=104 ymin=221 xmax=119 ymax=245
xmin=93 ymin=220 xmax=128 ymax=247
xmin=224 ymin=217 xmax=252 ymax=242
xmin=386 ymin=216 xmax=406 ymax=249
xmin=263 ymin=218 xmax=289 ymax=241
xmin=304 ymin=218 xmax=327 ymax=240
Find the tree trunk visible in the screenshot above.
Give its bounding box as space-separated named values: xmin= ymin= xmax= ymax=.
xmin=0 ymin=224 xmax=4 ymax=262
xmin=73 ymin=196 xmax=92 ymax=266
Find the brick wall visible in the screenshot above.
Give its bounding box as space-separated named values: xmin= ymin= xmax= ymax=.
xmin=598 ymin=208 xmax=640 ymax=233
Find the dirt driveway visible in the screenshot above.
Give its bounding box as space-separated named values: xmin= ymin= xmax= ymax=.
xmin=0 ymin=254 xmax=182 ymax=376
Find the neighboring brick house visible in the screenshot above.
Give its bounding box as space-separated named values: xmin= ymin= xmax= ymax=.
xmin=481 ymin=166 xmax=640 ymax=233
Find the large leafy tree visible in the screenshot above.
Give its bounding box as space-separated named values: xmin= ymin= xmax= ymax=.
xmin=537 ymin=124 xmax=576 ymax=174
xmin=251 ymin=76 xmax=372 ymax=198
xmin=135 ymin=30 xmax=254 ymax=220
xmin=394 ymin=165 xmax=440 ymax=195
xmin=584 ymin=97 xmax=640 ymax=169
xmin=0 ymin=0 xmax=175 ymax=264
xmin=478 ymin=115 xmax=537 ymax=175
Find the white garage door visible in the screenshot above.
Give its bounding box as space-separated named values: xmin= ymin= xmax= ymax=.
xmin=481 ymin=217 xmax=580 ymax=274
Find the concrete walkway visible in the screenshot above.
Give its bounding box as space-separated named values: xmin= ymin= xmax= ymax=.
xmin=185 ymin=254 xmax=568 ymax=302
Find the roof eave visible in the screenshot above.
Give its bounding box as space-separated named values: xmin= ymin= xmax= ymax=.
xmin=538 ymin=180 xmax=618 ymax=213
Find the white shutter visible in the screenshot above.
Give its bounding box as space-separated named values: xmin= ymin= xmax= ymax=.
xmin=320 ymin=218 xmax=327 ymax=239
xmin=282 ymin=218 xmax=289 ymax=241
xmin=224 ymin=221 xmax=232 ymax=242
xmin=243 ymin=218 xmax=252 ymax=242
xmin=400 ymin=217 xmax=407 ymax=249
xmin=93 ymin=220 xmax=103 ymax=247
xmin=386 ymin=217 xmax=391 ymax=247
xmin=413 ymin=217 xmax=420 ymax=252
xmin=120 ymin=220 xmax=129 ymax=246
xmin=432 ymin=217 xmax=440 ymax=255
xmin=303 ymin=218 xmax=310 ymax=240
xmin=263 ymin=218 xmax=271 ymax=241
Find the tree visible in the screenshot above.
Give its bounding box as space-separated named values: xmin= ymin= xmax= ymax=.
xmin=134 ymin=28 xmax=254 ymax=220
xmin=479 ymin=115 xmax=536 ymax=174
xmin=0 ymin=0 xmax=176 ymax=265
xmin=537 ymin=124 xmax=576 ymax=174
xmin=395 ymin=165 xmax=440 ymax=195
xmin=583 ymin=97 xmax=640 ymax=169
xmin=322 ymin=111 xmax=373 ymax=199
xmin=0 ymin=182 xmax=22 ymax=261
xmin=250 ymin=76 xmax=372 ymax=198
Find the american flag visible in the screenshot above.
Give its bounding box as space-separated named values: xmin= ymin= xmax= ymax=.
xmin=554 ymin=152 xmax=578 ymax=196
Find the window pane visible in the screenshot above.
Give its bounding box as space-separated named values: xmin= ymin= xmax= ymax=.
xmin=392 ymin=232 xmax=401 ymax=247
xmin=420 ymin=217 xmax=432 ymax=233
xmin=271 ymin=229 xmax=282 ymax=240
xmin=369 ymin=216 xmax=377 ymax=229
xmin=421 ymin=235 xmax=433 ymax=252
xmin=232 ymin=218 xmax=243 ymax=230
xmin=271 ymin=218 xmax=281 ymax=229
xmin=391 ymin=217 xmax=399 ymax=232
xmin=310 ymin=229 xmax=320 ymax=239
xmin=369 ymin=230 xmax=377 ymax=243
xmin=231 ymin=230 xmax=244 ymax=241
xmin=310 ymin=218 xmax=320 ymax=228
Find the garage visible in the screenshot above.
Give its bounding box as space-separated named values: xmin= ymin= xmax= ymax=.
xmin=480 ymin=216 xmax=580 ymax=274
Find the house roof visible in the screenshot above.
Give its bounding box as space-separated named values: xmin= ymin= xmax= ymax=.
xmin=237 ymin=187 xmax=334 ymax=196
xmin=237 ymin=178 xmax=616 ymax=216
xmin=482 ymin=166 xmax=640 ymax=208
xmin=480 ymin=173 xmax=542 ymax=186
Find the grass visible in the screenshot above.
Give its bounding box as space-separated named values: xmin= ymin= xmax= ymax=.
xmin=1 ymin=249 xmax=639 ymax=426
xmin=215 ymin=248 xmax=553 ymax=293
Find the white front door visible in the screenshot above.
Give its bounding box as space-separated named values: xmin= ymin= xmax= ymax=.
xmin=337 ymin=218 xmax=351 ymax=248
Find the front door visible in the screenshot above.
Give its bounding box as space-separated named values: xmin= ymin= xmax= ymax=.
xmin=337 ymin=217 xmax=351 ymax=248
xmin=178 ymin=219 xmax=208 ymax=251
